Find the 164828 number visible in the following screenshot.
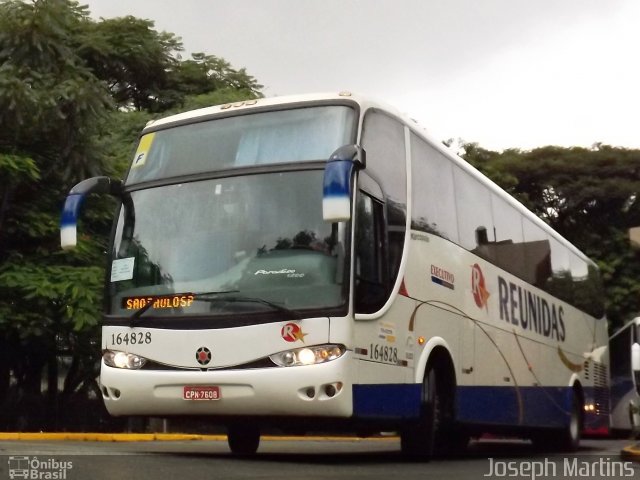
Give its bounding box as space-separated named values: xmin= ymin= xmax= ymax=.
xmin=369 ymin=343 xmax=398 ymax=364
xmin=110 ymin=332 xmax=152 ymax=346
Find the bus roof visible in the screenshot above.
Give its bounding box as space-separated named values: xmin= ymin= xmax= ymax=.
xmin=144 ymin=91 xmax=379 ymax=130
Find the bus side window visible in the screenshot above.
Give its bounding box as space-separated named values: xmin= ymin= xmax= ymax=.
xmin=354 ymin=191 xmax=387 ymax=314
xmin=361 ymin=109 xmax=407 ymax=300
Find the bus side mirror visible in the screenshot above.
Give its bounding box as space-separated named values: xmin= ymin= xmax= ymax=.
xmin=60 ymin=176 xmax=122 ymax=250
xmin=322 ymin=145 xmax=366 ymax=222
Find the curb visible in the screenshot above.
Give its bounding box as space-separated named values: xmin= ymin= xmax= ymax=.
xmin=0 ymin=432 xmax=398 ymax=443
xmin=621 ymin=443 xmax=640 ymax=461
xmin=0 ymin=433 xmax=225 ymax=442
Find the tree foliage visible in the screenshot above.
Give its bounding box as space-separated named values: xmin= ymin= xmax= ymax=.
xmin=0 ymin=0 xmax=112 ymax=182
xmin=0 ymin=0 xmax=262 ymax=431
xmin=169 ymin=53 xmax=263 ymax=104
xmin=78 ymin=15 xmax=182 ymax=112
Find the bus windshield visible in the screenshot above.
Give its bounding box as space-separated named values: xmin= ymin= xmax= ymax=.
xmin=126 ymin=105 xmax=355 ymax=185
xmin=108 ymin=170 xmax=347 ymax=318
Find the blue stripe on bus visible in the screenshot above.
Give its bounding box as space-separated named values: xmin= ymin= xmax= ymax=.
xmin=352 ymin=384 xmax=422 ymax=419
xmin=353 ymin=384 xmax=579 ymax=428
xmin=456 ymin=385 xmax=572 ymax=427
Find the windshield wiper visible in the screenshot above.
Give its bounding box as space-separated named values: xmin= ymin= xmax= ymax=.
xmin=128 ymin=290 xmax=239 ymax=328
xmin=193 ymin=293 xmax=299 ymax=320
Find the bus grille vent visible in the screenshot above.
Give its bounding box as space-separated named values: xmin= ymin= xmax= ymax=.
xmin=592 ymin=362 xmax=610 ymax=416
xmin=593 ymin=362 xmax=608 ymax=387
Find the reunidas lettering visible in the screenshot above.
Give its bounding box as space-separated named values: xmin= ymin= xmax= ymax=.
xmin=498 ymin=276 xmax=566 ymax=342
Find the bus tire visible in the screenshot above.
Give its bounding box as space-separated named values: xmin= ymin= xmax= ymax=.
xmin=558 ymin=390 xmax=582 ymax=452
xmin=227 ymin=424 xmax=260 ymax=455
xmin=531 ymin=389 xmax=582 ymax=452
xmin=400 ymin=365 xmax=442 ymax=460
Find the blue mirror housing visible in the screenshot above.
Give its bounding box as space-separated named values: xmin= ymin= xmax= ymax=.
xmin=60 ymin=176 xmax=121 ymax=250
xmin=60 ymin=194 xmax=84 ymax=250
xmin=322 ymin=145 xmax=365 ymax=222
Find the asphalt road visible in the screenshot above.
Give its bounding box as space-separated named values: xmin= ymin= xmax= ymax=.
xmin=0 ymin=437 xmax=636 ymax=480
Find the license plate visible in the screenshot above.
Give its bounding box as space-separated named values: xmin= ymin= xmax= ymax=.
xmin=183 ymin=386 xmax=220 ymax=401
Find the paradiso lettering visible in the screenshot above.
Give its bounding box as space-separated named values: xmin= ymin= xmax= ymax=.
xmin=255 ymin=269 xmax=305 ymax=278
xmin=498 ymin=276 xmax=566 ymax=342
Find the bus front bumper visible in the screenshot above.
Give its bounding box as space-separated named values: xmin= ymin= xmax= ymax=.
xmin=100 ymin=351 xmax=354 ymax=418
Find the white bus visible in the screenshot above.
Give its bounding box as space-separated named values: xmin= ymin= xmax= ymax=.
xmin=610 ymin=317 xmax=640 ymax=435
xmin=61 ymin=92 xmax=609 ymax=456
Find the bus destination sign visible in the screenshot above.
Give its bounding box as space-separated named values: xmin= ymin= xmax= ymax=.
xmin=122 ymin=294 xmax=195 ymax=310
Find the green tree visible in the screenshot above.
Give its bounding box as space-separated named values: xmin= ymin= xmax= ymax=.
xmin=0 ymin=0 xmax=116 ymax=430
xmin=77 ymin=15 xmax=182 ymax=112
xmin=0 ymin=0 xmax=262 ymax=431
xmin=77 ymin=22 xmax=262 ymax=113
xmin=0 ymin=0 xmax=112 ymax=183
xmin=168 ymin=53 xmax=263 ymax=104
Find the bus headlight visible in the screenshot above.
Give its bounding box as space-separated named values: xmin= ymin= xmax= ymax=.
xmin=103 ymin=350 xmax=147 ymax=369
xmin=270 ymin=344 xmax=346 ymax=367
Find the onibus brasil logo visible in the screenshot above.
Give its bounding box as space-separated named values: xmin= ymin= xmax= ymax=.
xmin=8 ymin=456 xmax=72 ymax=479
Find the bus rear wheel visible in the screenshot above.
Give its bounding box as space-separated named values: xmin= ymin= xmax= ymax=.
xmin=557 ymin=391 xmax=582 ymax=452
xmin=531 ymin=390 xmax=582 ymax=452
xmin=227 ymin=424 xmax=260 ymax=455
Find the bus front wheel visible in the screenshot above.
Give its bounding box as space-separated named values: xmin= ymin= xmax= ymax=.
xmin=227 ymin=424 xmax=260 ymax=455
xmin=400 ymin=366 xmax=441 ymax=460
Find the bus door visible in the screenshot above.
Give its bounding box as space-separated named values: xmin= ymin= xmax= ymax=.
xmin=352 ymin=173 xmax=412 ymax=380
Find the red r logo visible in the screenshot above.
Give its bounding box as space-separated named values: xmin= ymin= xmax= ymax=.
xmin=471 ymin=263 xmax=490 ymax=311
xmin=281 ymin=323 xmax=307 ymax=343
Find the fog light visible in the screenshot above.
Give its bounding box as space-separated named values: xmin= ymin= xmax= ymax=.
xmin=281 ymin=351 xmax=296 ymax=366
xmin=325 ymin=384 xmax=337 ymax=397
